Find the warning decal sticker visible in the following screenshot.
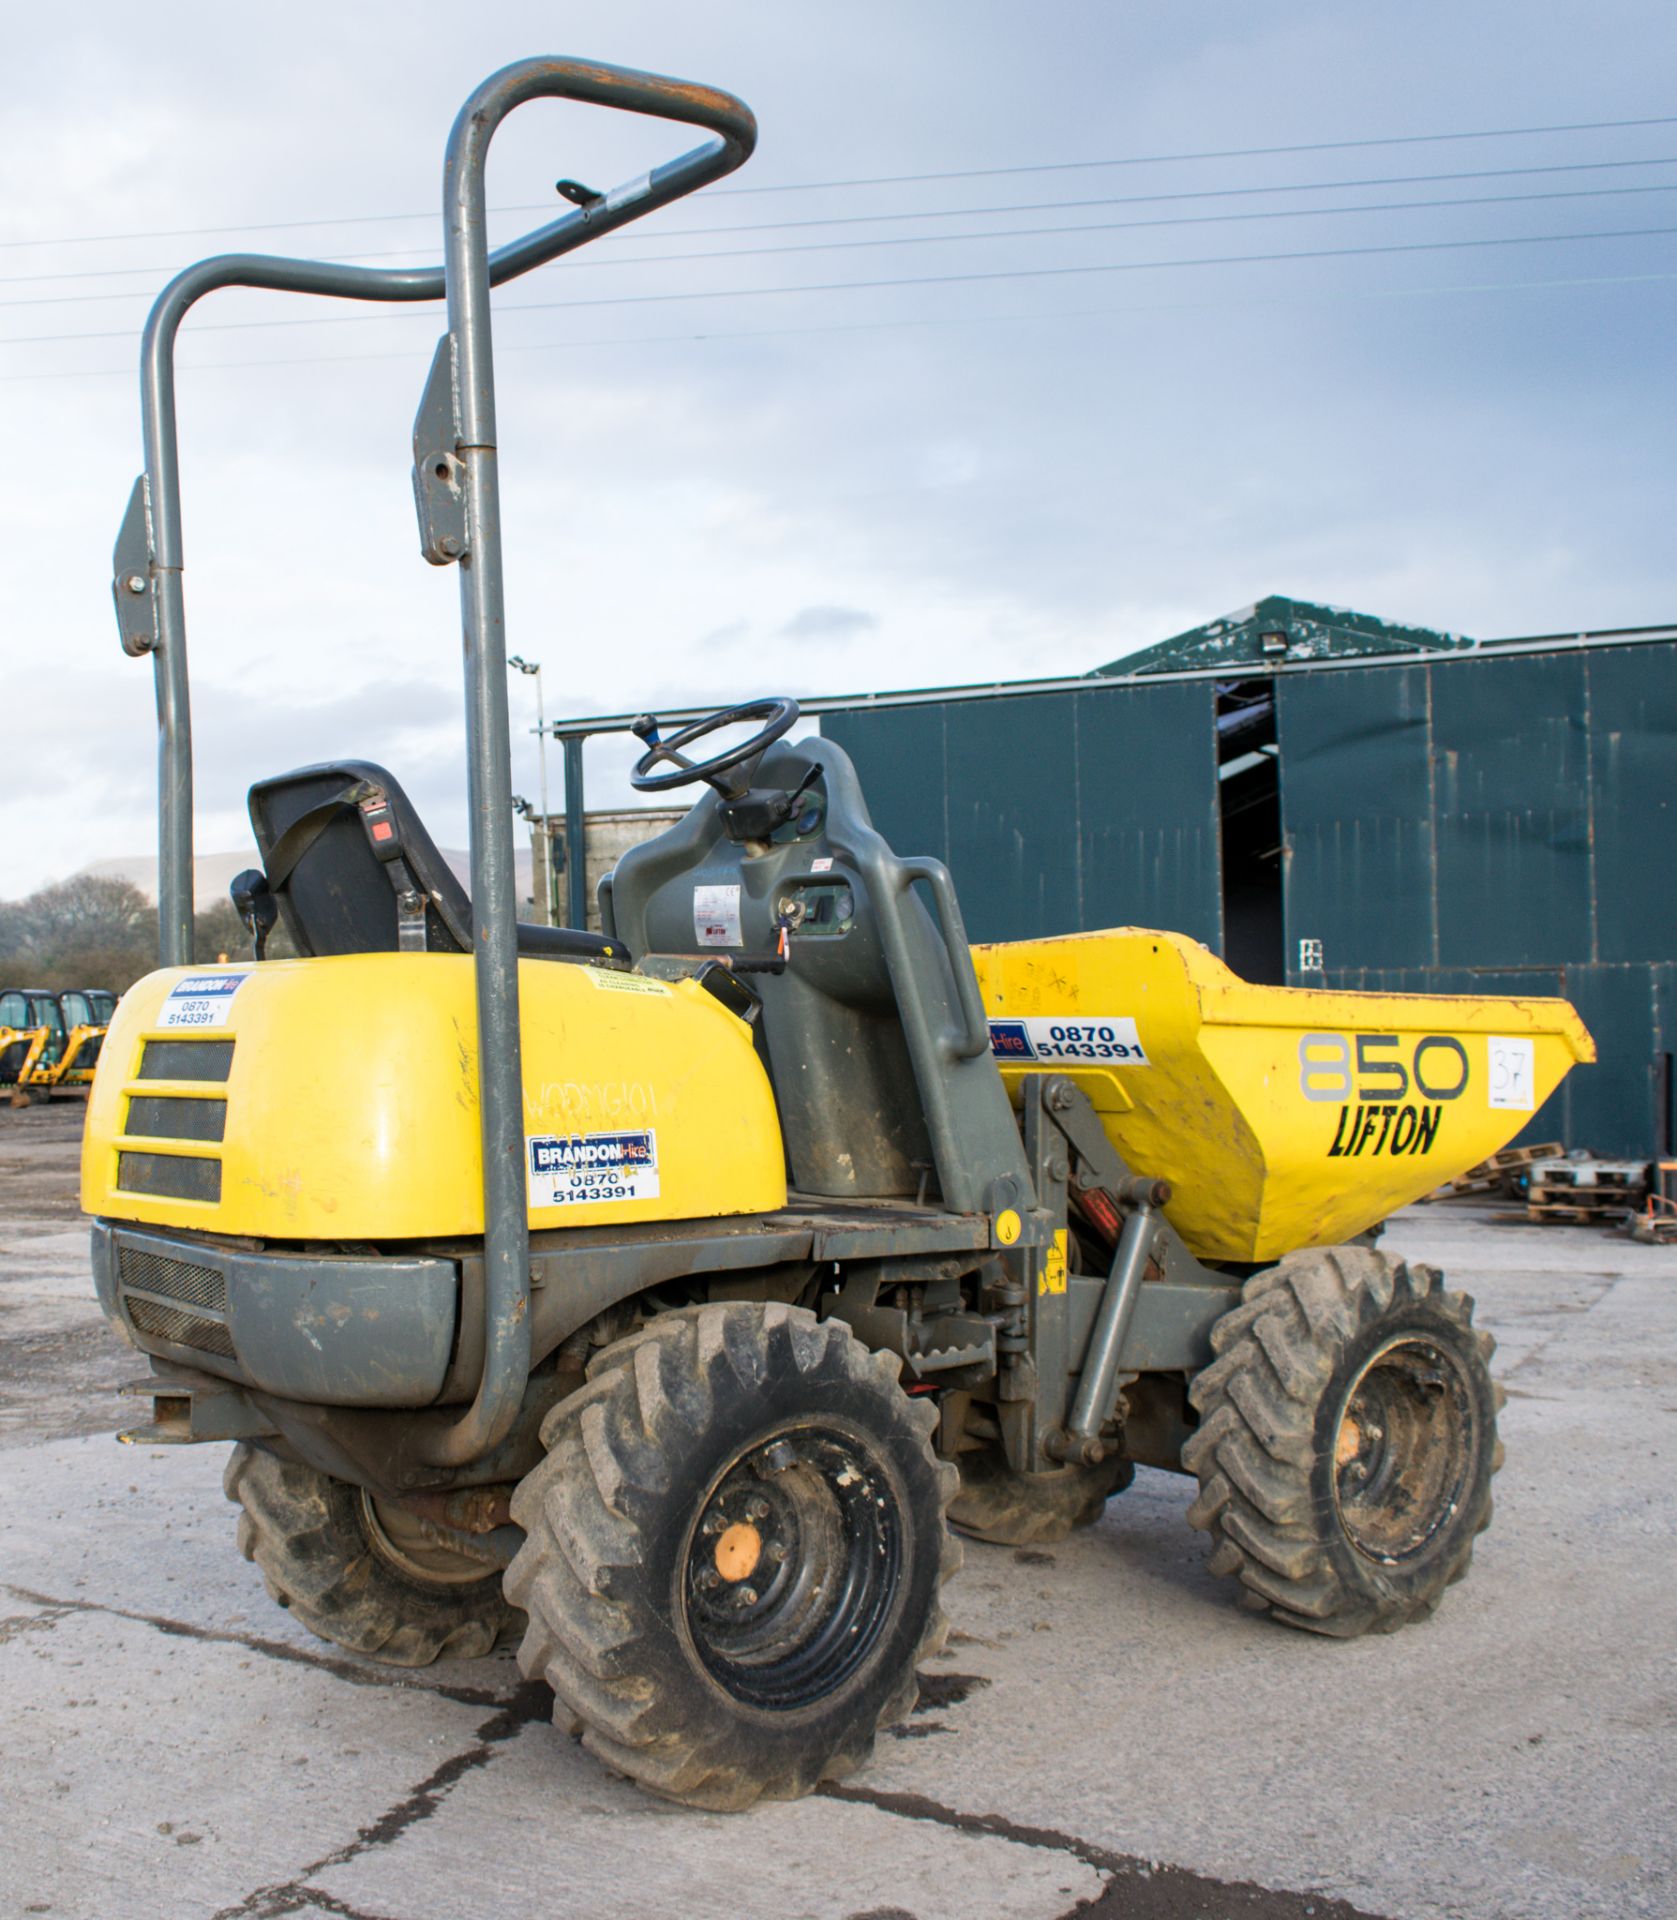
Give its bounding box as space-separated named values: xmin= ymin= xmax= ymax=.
xmin=585 ymin=970 xmax=670 ymax=995
xmin=1038 ymin=1228 xmax=1068 ymax=1297
xmin=694 ymin=883 xmax=742 ymax=948
xmin=527 ymin=1130 xmax=660 ymax=1210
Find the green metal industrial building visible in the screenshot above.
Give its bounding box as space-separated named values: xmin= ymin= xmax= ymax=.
xmin=555 ymin=595 xmax=1676 ymax=1160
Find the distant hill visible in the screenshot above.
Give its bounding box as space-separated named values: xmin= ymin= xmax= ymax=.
xmin=77 ymin=846 xmax=537 ymax=912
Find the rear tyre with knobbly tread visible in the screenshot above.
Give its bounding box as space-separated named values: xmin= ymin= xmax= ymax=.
xmin=1182 ymin=1245 xmax=1503 ymax=1637
xmin=506 ymin=1302 xmax=959 ymax=1811
xmin=225 ymin=1443 xmax=517 ymax=1666
xmin=949 ymin=1445 xmax=1134 ymax=1546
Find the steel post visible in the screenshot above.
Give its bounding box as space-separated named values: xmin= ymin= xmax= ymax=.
xmin=563 ymin=735 xmax=588 ymax=930
xmin=437 ymin=71 xmax=529 ymax=1473
xmin=534 ymin=665 xmax=553 ymax=926
xmin=117 ymin=58 xmax=756 ymax=1469
xmin=123 ymin=61 xmax=755 ymax=974
xmin=1063 ymin=1179 xmax=1171 ymax=1451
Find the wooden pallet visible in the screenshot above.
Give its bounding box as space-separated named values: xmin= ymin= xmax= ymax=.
xmin=1426 ymin=1141 xmax=1565 ymax=1201
xmin=1531 ymin=1160 xmax=1648 ymax=1196
xmin=1527 ymin=1159 xmax=1650 ymax=1225
xmin=1527 ymin=1198 xmax=1634 ymax=1225
xmin=1492 ymin=1141 xmax=1567 ymax=1170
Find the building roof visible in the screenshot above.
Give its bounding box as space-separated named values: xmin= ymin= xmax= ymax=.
xmin=1092 ymin=594 xmax=1478 ymax=677
xmin=544 ymin=606 xmax=1675 ymax=739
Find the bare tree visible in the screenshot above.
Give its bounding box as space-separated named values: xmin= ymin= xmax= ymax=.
xmin=0 ymin=874 xmax=296 ymax=993
xmin=0 ymin=876 xmax=155 ymax=992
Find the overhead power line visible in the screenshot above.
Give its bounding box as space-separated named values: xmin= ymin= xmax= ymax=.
xmin=716 ymin=115 xmax=1677 ymax=195
xmin=7 ymin=220 xmax=1673 ymax=349
xmin=6 ymin=267 xmax=1673 ymax=388
xmin=4 ymin=112 xmax=1674 ymax=253
xmin=6 ymin=151 xmax=1677 ymax=292
xmin=7 ymin=179 xmax=1677 ymax=312
xmin=9 ymin=153 xmax=1675 ymax=297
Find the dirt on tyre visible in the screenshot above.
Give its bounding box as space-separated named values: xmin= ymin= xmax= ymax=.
xmin=1182 ymin=1245 xmax=1503 ymax=1637
xmin=505 ymin=1301 xmax=959 ymax=1810
xmin=225 ymin=1443 xmax=517 ymax=1665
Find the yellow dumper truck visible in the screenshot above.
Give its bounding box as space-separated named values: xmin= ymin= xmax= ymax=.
xmin=85 ymin=55 xmax=1591 ymax=1812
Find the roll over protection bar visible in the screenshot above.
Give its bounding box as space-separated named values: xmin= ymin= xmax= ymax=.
xmin=112 ymin=58 xmax=757 ymax=1468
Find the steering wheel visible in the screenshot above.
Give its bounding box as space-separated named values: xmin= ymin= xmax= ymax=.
xmin=629 ymin=697 xmax=800 ymax=794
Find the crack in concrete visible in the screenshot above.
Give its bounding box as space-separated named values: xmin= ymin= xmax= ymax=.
xmin=0 ymin=1602 xmax=74 ymax=1646
xmin=1 ymin=1582 xmax=518 ymax=1710
xmin=209 ymin=1683 xmax=550 ymax=1920
xmin=819 ymin=1783 xmax=1394 ymax=1920
xmin=818 ymin=1781 xmax=1131 ymax=1875
xmin=1502 ymin=1273 xmax=1625 ymax=1380
xmin=280 ymin=1891 xmax=412 ymax=1920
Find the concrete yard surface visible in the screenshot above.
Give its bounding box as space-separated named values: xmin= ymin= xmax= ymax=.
xmin=2 ymin=1098 xmax=1673 ymax=1920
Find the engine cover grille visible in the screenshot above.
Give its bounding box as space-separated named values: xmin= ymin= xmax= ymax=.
xmin=125 ymin=1094 xmax=227 ymax=1143
xmin=116 ymin=1151 xmax=222 ymax=1203
xmin=124 ymin=1295 xmax=236 ymax=1360
xmin=137 ymin=1039 xmax=234 ymax=1082
xmin=116 ymin=1243 xmax=234 ymax=1360
xmin=117 ymin=1244 xmax=226 ymax=1312
xmin=123 ymin=1297 xmax=235 ymax=1359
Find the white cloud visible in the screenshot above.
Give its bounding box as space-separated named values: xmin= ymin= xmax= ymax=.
xmin=3 ymin=0 xmax=1673 ymax=896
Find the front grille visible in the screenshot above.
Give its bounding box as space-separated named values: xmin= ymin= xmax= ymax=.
xmin=124 ymin=1294 xmax=236 ymax=1359
xmin=117 ymin=1151 xmax=222 ymax=1203
xmin=126 ymin=1095 xmax=227 ymax=1143
xmin=117 ymin=1244 xmax=226 ymax=1312
xmin=117 ymin=1241 xmax=234 ymax=1360
xmin=138 ymin=1040 xmax=234 ymax=1082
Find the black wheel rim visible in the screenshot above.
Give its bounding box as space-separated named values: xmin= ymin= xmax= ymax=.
xmin=681 ymin=1423 xmax=902 ymax=1711
xmin=1332 ymin=1334 xmax=1478 ymax=1564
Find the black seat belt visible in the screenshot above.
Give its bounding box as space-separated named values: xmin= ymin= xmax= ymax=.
xmin=263 ymin=780 xmax=432 ymax=953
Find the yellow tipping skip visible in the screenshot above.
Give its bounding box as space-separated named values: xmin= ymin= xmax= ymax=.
xmin=84 ymin=934 xmax=1594 ymax=1263
xmin=971 ymin=929 xmax=1594 ymax=1262
xmin=82 ymin=954 xmax=786 ymax=1239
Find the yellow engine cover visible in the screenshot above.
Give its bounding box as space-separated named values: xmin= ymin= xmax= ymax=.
xmin=972 ymin=929 xmax=1594 ymax=1262
xmin=82 ymin=955 xmax=786 ymax=1239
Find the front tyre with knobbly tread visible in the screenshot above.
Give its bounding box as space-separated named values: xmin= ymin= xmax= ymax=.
xmin=1182 ymin=1246 xmax=1504 ymax=1637
xmin=225 ymin=1444 xmax=517 ymax=1666
xmin=506 ymin=1302 xmax=959 ymax=1811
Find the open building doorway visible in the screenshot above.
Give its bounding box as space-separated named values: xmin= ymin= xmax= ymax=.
xmin=1217 ymin=680 xmax=1285 ymax=984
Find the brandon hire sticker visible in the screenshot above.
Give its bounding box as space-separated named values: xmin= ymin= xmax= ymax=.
xmin=988 ymin=1016 xmax=1148 ymax=1065
xmin=528 ymin=1130 xmax=660 ymax=1209
xmin=156 ymin=972 xmax=249 ymax=1030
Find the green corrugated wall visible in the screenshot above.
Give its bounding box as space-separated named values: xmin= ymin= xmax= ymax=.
xmin=823 ymin=638 xmax=1676 ymax=1159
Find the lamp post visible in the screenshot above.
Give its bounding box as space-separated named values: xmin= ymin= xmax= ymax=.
xmin=507 ymin=655 xmax=552 ymax=925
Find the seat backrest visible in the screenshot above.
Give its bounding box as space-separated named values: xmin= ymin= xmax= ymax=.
xmin=605 ymin=737 xmax=1029 ymax=1211
xmin=247 ymin=760 xmax=622 ymax=964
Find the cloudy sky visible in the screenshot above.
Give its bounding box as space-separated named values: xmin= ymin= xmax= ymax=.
xmin=5 ymin=0 xmax=1674 ymax=898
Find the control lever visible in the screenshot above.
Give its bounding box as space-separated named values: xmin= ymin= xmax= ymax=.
xmin=229 ymin=869 xmax=278 ymax=961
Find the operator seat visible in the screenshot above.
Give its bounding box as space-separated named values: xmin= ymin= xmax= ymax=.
xmin=246 ymin=760 xmax=624 ymax=964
